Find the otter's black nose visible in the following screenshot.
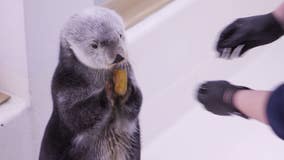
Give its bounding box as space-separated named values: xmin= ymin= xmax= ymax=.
xmin=113 ymin=54 xmax=124 ymax=64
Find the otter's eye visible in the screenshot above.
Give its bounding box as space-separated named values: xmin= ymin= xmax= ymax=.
xmin=91 ymin=41 xmax=98 ymax=49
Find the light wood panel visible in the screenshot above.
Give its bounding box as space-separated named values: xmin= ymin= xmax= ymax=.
xmin=102 ymin=0 xmax=173 ymax=28
xmin=0 ymin=92 xmax=10 ymax=105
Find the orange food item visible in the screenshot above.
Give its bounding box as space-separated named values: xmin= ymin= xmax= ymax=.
xmin=113 ymin=69 xmax=128 ymax=96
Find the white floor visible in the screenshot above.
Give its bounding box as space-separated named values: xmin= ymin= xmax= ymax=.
xmin=142 ymin=40 xmax=284 ymax=160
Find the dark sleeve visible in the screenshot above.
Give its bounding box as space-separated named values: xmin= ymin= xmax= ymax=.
xmin=266 ymin=83 xmax=284 ymax=140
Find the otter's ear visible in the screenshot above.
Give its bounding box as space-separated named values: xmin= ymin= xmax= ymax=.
xmin=59 ymin=40 xmax=75 ymax=61
xmin=65 ymin=40 xmax=94 ymax=68
xmin=67 ymin=40 xmax=87 ymax=58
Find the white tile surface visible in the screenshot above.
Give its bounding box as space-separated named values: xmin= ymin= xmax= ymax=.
xmin=129 ymin=0 xmax=284 ymax=159
xmin=142 ymin=107 xmax=284 ymax=160
xmin=140 ymin=17 xmax=284 ymax=160
xmin=128 ymin=0 xmax=284 ymax=147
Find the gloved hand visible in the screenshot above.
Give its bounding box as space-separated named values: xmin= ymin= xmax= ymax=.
xmin=197 ymin=81 xmax=250 ymax=118
xmin=217 ymin=13 xmax=284 ymax=58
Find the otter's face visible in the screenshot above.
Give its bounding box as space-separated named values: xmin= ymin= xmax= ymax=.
xmin=61 ymin=7 xmax=127 ymax=69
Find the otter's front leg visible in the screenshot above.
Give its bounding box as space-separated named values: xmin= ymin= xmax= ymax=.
xmin=55 ymin=83 xmax=114 ymax=159
xmin=118 ymin=77 xmax=143 ymax=120
xmin=56 ymin=85 xmax=112 ymax=133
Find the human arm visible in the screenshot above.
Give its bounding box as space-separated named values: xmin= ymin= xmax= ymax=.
xmin=197 ymin=81 xmax=284 ymax=140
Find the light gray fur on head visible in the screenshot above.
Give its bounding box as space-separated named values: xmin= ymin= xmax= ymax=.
xmin=61 ymin=6 xmax=127 ymax=69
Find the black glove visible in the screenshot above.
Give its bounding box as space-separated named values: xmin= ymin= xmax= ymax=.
xmin=217 ymin=13 xmax=284 ymax=58
xmin=197 ymin=81 xmax=250 ymax=118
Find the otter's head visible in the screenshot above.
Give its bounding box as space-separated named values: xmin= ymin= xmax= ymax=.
xmin=60 ymin=7 xmax=127 ymax=69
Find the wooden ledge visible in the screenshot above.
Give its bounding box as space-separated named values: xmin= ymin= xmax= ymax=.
xmin=102 ymin=0 xmax=173 ymax=29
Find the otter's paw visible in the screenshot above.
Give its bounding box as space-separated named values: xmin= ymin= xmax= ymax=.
xmin=113 ymin=69 xmax=128 ymax=96
xmin=105 ymin=80 xmax=115 ymax=106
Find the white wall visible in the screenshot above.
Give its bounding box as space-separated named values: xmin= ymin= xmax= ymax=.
xmin=23 ymin=0 xmax=93 ymax=159
xmin=0 ymin=0 xmax=29 ymax=100
xmin=0 ymin=0 xmax=33 ymax=160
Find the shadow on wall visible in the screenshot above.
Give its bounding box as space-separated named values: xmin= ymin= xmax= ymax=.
xmin=94 ymin=0 xmax=106 ymax=4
